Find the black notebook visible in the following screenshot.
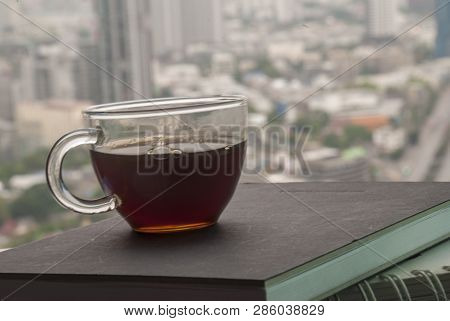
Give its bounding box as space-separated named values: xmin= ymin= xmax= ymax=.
xmin=0 ymin=183 xmax=449 ymax=300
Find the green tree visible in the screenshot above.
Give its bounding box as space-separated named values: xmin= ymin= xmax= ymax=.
xmin=156 ymin=87 xmax=173 ymax=98
xmin=63 ymin=148 xmax=90 ymax=168
xmin=322 ymin=125 xmax=371 ymax=149
xmin=21 ymin=148 xmax=49 ymax=171
xmin=0 ymin=148 xmax=49 ymax=182
xmin=9 ymin=184 xmax=62 ymax=222
xmin=323 ymin=133 xmax=342 ymax=148
xmin=296 ymin=111 xmax=329 ymax=137
xmin=0 ymin=147 xmax=90 ymax=184
xmin=254 ymin=56 xmax=281 ymax=78
xmin=413 ymin=44 xmax=432 ymax=64
xmin=343 ymin=125 xmax=372 ymax=145
xmin=267 ymin=109 xmax=284 ymax=124
xmin=350 ymin=81 xmax=378 ymax=91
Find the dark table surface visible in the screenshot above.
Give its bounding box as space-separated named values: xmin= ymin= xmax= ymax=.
xmin=0 ymin=182 xmax=449 ymax=300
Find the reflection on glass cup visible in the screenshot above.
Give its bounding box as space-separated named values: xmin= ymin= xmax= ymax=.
xmin=46 ymin=96 xmax=247 ymax=233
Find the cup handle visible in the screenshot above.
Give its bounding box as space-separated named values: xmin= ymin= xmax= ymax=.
xmin=46 ymin=128 xmax=117 ymax=214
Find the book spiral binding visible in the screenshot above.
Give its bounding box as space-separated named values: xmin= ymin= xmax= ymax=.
xmin=357 ymin=280 xmax=377 ymax=301
xmin=328 ymin=265 xmax=449 ymax=301
xmin=380 ymin=274 xmax=411 ymax=301
xmin=411 ymin=270 xmax=447 ymax=301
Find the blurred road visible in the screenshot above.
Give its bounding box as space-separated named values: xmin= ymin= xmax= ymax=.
xmin=435 ymin=141 xmax=450 ymax=182
xmin=400 ymin=87 xmax=450 ymax=181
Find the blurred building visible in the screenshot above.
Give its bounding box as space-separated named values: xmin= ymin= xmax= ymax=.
xmin=235 ymin=0 xmax=300 ymax=23
xmin=435 ymin=0 xmax=450 ymax=58
xmin=0 ymin=0 xmax=23 ymax=35
xmin=355 ymin=46 xmax=414 ymax=73
xmin=238 ymin=0 xmax=273 ymax=21
xmin=155 ymin=63 xmax=202 ymax=90
xmin=211 ymin=52 xmax=235 ymax=75
xmin=95 ymin=0 xmax=153 ymax=102
xmin=0 ymin=59 xmax=15 ymax=122
xmin=15 ymin=100 xmax=88 ymax=151
xmin=19 ymin=43 xmax=77 ymax=101
xmin=408 ymin=0 xmax=434 ymax=13
xmin=274 ymin=0 xmax=297 ymax=24
xmin=73 ymin=32 xmax=103 ymax=104
xmin=150 ymin=0 xmax=183 ymax=56
xmin=0 ymin=119 xmax=14 ymax=161
xmin=309 ymin=90 xmax=379 ymax=114
xmin=150 ymin=0 xmax=223 ymax=56
xmin=373 ymin=126 xmax=406 ymax=154
xmin=180 ymin=0 xmax=223 ymax=48
xmin=304 ymin=147 xmax=371 ymax=182
xmin=334 ymin=98 xmax=403 ymax=132
xmin=6 ymin=36 xmax=102 ymax=105
xmin=367 ymin=0 xmax=399 ymax=38
xmin=9 ymin=172 xmax=46 ymax=191
xmin=267 ymin=41 xmax=304 ymax=63
xmin=309 ymin=90 xmax=403 ymax=131
xmin=0 ymin=2 xmax=14 ymax=34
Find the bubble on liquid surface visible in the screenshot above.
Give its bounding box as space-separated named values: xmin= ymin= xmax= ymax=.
xmin=146 ymin=144 xmax=183 ymax=159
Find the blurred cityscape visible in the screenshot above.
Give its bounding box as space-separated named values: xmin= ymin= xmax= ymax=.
xmin=1 ymin=0 xmax=450 ymax=247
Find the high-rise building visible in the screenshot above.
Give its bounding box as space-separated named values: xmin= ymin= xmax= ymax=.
xmin=17 ymin=43 xmax=77 ymax=102
xmin=238 ymin=0 xmax=273 ymax=21
xmin=150 ymin=0 xmax=223 ymax=56
xmin=0 ymin=59 xmax=15 ymax=122
xmin=0 ymin=3 xmax=13 ymax=34
xmin=435 ymin=0 xmax=450 ymax=58
xmin=180 ymin=0 xmax=223 ymax=47
xmin=73 ymin=32 xmax=103 ymax=104
xmin=274 ymin=0 xmax=296 ymax=24
xmin=95 ymin=0 xmax=153 ymax=103
xmin=0 ymin=0 xmax=22 ymax=35
xmin=408 ymin=0 xmax=434 ymax=14
xmin=367 ymin=0 xmax=400 ymax=38
xmin=150 ymin=0 xmax=183 ymax=56
xmin=0 ymin=118 xmax=14 ymax=161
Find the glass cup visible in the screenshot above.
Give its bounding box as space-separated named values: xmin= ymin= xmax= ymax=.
xmin=46 ymin=96 xmax=247 ymax=233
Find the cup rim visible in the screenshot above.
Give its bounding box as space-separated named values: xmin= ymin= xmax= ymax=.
xmin=83 ymin=95 xmax=247 ymax=119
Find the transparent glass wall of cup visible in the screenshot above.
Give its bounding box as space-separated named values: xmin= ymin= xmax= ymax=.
xmin=46 ymin=96 xmax=247 ymax=233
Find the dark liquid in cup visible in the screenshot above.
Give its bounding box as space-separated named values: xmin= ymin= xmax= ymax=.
xmin=90 ymin=140 xmax=246 ymax=233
